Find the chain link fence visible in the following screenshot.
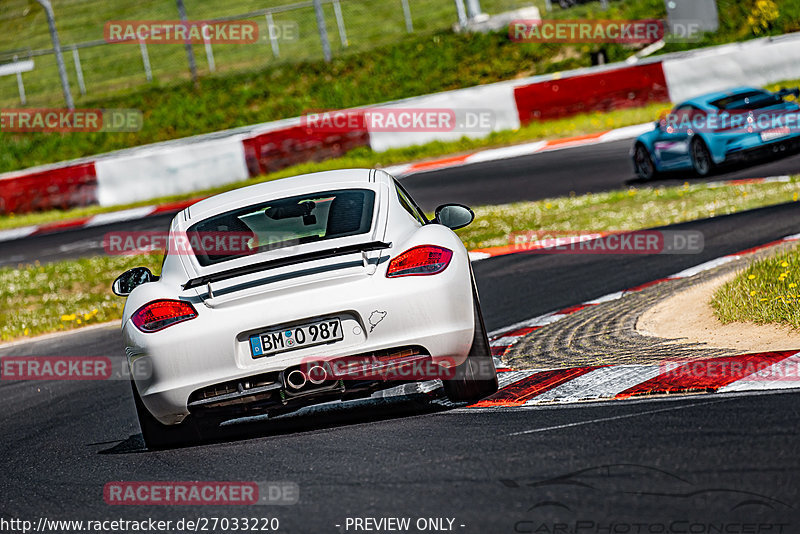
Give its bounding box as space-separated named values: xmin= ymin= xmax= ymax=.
xmin=0 ymin=0 xmax=538 ymax=108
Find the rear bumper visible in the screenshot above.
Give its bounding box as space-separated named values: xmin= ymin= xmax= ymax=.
xmin=124 ymin=252 xmax=474 ymax=424
xmin=725 ymin=135 xmax=800 ymax=163
xmin=185 ymin=346 xmax=438 ymax=418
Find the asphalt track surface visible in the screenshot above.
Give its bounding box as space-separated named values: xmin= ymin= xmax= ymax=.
xmin=2 ymin=143 xmax=800 ymax=529
xmin=3 ymin=138 xmax=800 ymax=266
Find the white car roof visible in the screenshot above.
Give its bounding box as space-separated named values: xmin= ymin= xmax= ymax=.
xmin=186 ymin=168 xmax=382 ymax=223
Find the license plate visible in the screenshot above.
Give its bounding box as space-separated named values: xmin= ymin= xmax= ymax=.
xmin=250 ymin=318 xmax=343 ymax=357
xmin=761 ymin=128 xmax=790 ymax=142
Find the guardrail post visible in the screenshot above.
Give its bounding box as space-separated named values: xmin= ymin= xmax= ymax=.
xmin=71 ymin=45 xmax=86 ymax=95
xmin=313 ymin=0 xmax=332 ymax=62
xmin=202 ymin=24 xmax=216 ymax=72
xmin=139 ymin=40 xmax=153 ymax=82
xmin=13 ymin=54 xmax=27 ymax=105
xmin=401 ymin=0 xmax=414 ymax=32
xmin=453 ymin=0 xmax=468 ymax=27
xmin=332 ymin=0 xmax=348 ymax=47
xmin=265 ymin=12 xmax=280 ymax=58
xmin=465 ymin=0 xmax=482 ymax=18
xmin=35 ymin=0 xmax=74 ymax=108
xmin=176 ymin=0 xmax=199 ymax=86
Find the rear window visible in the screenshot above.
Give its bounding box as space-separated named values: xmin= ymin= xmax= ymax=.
xmin=187 ymin=189 xmax=375 ymax=266
xmin=710 ymin=90 xmax=782 ymax=110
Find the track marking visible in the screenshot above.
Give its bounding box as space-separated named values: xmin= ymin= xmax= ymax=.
xmin=506 ymin=398 xmax=732 ymax=436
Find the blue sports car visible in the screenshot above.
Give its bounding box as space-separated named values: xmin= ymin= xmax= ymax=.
xmin=632 ymin=86 xmax=800 ymax=180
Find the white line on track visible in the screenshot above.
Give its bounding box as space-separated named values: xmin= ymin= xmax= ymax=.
xmin=506 ymin=398 xmax=733 ymax=436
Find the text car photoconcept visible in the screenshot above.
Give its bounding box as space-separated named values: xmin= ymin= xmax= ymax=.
xmin=113 ymin=169 xmax=498 ymax=448
xmin=632 ymin=86 xmax=800 ymax=180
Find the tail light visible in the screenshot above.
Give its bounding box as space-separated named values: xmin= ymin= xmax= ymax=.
xmin=131 ymin=300 xmax=197 ymax=332
xmin=386 ymin=245 xmax=453 ymax=278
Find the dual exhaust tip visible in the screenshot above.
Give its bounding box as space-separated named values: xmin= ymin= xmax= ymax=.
xmin=286 ymin=365 xmax=328 ymax=390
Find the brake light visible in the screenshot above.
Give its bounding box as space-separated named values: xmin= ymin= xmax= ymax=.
xmin=131 ymin=300 xmax=197 ymax=332
xmin=386 ymin=245 xmax=453 ymax=277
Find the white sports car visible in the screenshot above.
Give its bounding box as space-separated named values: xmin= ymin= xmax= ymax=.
xmin=113 ymin=168 xmax=497 ymax=448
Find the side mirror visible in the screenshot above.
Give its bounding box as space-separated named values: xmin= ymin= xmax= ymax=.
xmin=433 ymin=204 xmax=475 ymax=230
xmin=112 ymin=267 xmax=156 ymax=297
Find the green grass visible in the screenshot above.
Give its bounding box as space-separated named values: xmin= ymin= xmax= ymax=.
xmin=711 ymin=245 xmax=800 ymax=329
xmin=0 ymin=254 xmax=162 ymax=342
xmin=455 ymin=176 xmax=800 ymax=250
xmin=0 ymin=101 xmax=670 ymax=230
xmin=3 ymin=176 xmax=800 ymax=343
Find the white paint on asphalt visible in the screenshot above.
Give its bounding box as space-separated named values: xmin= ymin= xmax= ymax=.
xmin=465 ymin=141 xmax=548 ymax=163
xmin=585 ymin=291 xmax=624 ymax=304
xmin=0 ymin=226 xmax=38 ymax=243
xmin=85 ymin=206 xmax=158 ymax=227
xmin=507 ymin=398 xmax=732 ymax=436
xmin=668 ymin=257 xmax=736 ymax=279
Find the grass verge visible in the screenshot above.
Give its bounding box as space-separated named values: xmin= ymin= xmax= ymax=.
xmin=711 ymin=245 xmax=800 ymax=329
xmin=456 ymin=176 xmax=800 ymax=250
xmin=3 ymin=176 xmax=800 ymax=343
xmin=0 ymin=255 xmax=163 ymax=342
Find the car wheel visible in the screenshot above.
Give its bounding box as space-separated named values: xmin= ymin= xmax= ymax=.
xmin=442 ymin=285 xmax=499 ymax=403
xmin=130 ymin=379 xmax=210 ymax=450
xmin=690 ymin=137 xmax=715 ymax=177
xmin=633 ymin=144 xmax=657 ymax=181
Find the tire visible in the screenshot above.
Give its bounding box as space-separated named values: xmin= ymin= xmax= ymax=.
xmin=130 ymin=380 xmax=210 ymax=450
xmin=633 ymin=143 xmax=658 ymax=181
xmin=442 ymin=285 xmax=499 ymax=403
xmin=690 ymin=137 xmax=715 ymax=177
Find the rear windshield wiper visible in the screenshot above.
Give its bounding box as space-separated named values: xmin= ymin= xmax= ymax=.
xmin=183 ymin=241 xmax=392 ymax=290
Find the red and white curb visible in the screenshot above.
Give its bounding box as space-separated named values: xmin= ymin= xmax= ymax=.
xmin=476 ymin=231 xmax=800 ymax=407
xmin=0 ymin=198 xmax=203 ymax=244
xmin=472 ymin=351 xmax=800 ymax=408
xmin=386 ymin=123 xmax=655 ymax=177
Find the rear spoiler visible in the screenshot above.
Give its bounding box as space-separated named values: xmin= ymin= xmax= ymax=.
xmin=182 ymin=241 xmax=392 ymax=290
